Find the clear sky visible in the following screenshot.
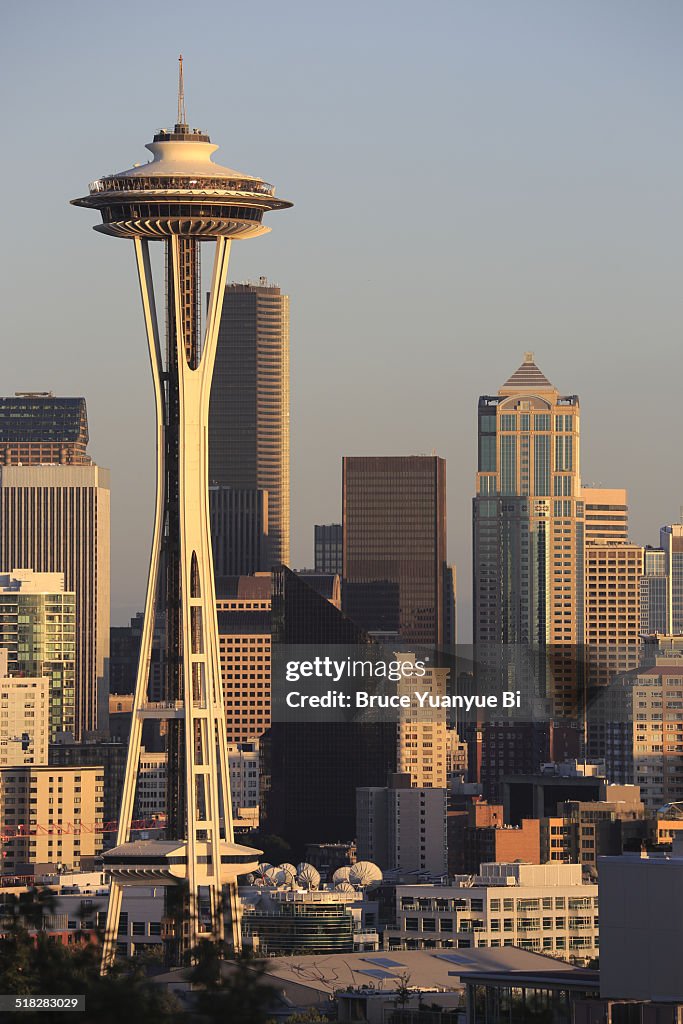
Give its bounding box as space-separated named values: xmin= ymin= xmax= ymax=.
xmin=3 ymin=1 xmax=682 ymax=636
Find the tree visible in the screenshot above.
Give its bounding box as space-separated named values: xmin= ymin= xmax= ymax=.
xmin=393 ymin=972 xmax=413 ymax=1010
xmin=0 ymin=888 xmax=182 ymax=1024
xmin=240 ymin=832 xmax=293 ymax=867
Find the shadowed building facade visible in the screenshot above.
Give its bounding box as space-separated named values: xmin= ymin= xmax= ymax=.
xmin=261 ymin=567 xmax=397 ymax=855
xmin=209 ymin=281 xmax=289 ymax=568
xmin=342 ymin=456 xmax=449 ymax=648
xmin=209 ymin=485 xmax=269 ymax=576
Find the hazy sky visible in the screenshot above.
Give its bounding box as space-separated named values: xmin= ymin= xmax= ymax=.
xmin=3 ymin=1 xmax=683 ymax=637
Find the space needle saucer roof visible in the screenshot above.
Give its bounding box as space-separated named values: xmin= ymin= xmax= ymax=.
xmin=72 ymin=112 xmax=291 ymax=239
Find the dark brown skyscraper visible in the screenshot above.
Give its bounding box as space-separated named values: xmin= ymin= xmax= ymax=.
xmin=342 ymin=455 xmax=449 ymax=648
xmin=209 ymin=280 xmax=289 ymax=567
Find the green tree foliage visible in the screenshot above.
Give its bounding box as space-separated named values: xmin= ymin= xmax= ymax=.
xmin=240 ymin=832 xmax=293 ymax=867
xmin=0 ymin=888 xmax=181 ymax=1024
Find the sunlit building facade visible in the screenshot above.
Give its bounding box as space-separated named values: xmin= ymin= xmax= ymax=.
xmin=473 ymin=354 xmax=583 ymax=714
xmin=0 ymin=569 xmax=76 ymax=741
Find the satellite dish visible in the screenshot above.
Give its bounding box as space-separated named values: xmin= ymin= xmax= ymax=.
xmin=254 ymin=863 xmax=274 ymax=885
xmin=334 ymin=881 xmax=356 ymax=894
xmin=332 ymin=866 xmax=352 ymax=884
xmin=296 ymin=863 xmax=321 ymax=889
xmin=279 ymin=864 xmax=297 ymax=887
xmin=244 ymin=873 xmax=255 ymax=885
xmin=349 ymin=861 xmax=382 ymax=886
xmin=263 ymin=867 xmax=284 ymax=886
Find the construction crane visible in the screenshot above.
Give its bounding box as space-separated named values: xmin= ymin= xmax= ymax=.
xmin=0 ymin=816 xmax=166 ymax=841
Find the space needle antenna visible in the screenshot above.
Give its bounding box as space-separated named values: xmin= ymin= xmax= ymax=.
xmin=177 ymin=53 xmax=186 ymax=127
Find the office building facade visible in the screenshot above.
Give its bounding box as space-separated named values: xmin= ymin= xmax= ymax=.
xmin=209 ymin=280 xmax=290 ymax=567
xmin=342 ymin=455 xmax=448 ymax=648
xmin=0 ymin=465 xmax=110 ymax=738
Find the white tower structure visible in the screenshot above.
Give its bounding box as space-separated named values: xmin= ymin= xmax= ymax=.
xmin=73 ymin=59 xmax=291 ymax=968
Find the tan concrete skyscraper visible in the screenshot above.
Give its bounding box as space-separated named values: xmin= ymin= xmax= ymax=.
xmin=582 ymin=488 xmax=642 ymax=689
xmin=0 ymin=465 xmax=110 ymax=739
xmin=209 ymin=280 xmax=290 ymax=567
xmin=473 ymin=354 xmax=582 ymax=714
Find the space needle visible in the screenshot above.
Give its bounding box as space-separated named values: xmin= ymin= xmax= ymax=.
xmin=73 ymin=57 xmax=292 ymax=968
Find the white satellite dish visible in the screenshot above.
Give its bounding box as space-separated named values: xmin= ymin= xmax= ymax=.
xmin=334 ymin=881 xmax=356 ymax=894
xmin=296 ymin=863 xmax=321 ymax=890
xmin=349 ymin=861 xmax=383 ymax=886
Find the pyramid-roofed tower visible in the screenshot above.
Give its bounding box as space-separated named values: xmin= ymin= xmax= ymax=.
xmin=499 ymin=352 xmax=555 ymax=394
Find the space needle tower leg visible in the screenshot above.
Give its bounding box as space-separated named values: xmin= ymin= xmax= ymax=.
xmin=101 ymin=236 xmax=236 ymax=968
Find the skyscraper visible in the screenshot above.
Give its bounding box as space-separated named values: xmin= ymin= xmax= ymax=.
xmin=209 ymin=280 xmax=290 ymax=568
xmin=473 ymin=354 xmax=582 ymax=713
xmin=0 ymin=465 xmax=110 ymax=738
xmin=342 ymin=455 xmax=449 ymax=648
xmin=0 ymin=394 xmax=91 ymax=466
xmin=73 ymin=61 xmax=289 ymax=963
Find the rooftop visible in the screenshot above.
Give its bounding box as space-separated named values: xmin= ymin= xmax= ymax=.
xmin=238 ymin=947 xmax=584 ymax=994
xmin=499 ymin=352 xmax=555 ymax=392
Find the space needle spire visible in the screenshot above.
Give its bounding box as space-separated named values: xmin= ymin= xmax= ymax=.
xmin=73 ymin=61 xmax=292 ymax=970
xmin=177 ymin=53 xmax=186 ymax=128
